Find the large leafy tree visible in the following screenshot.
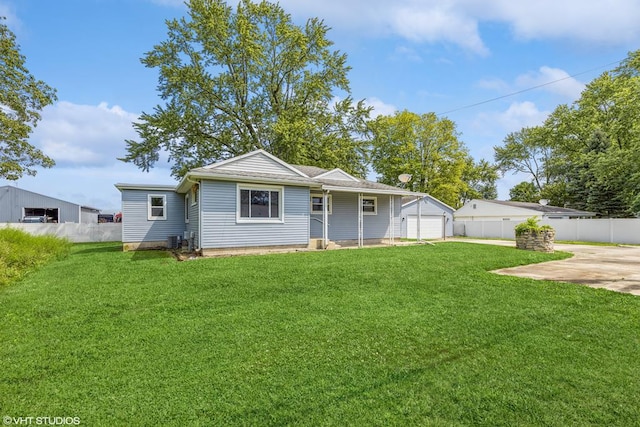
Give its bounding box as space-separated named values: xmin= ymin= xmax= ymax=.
xmin=459 ymin=158 xmax=498 ymax=204
xmin=0 ymin=18 xmax=57 ymax=180
xmin=494 ymin=126 xmax=554 ymax=191
xmin=121 ymin=0 xmax=371 ymax=178
xmin=509 ymin=181 xmax=540 ymax=203
xmin=369 ymin=110 xmax=469 ymax=208
xmin=496 ymin=50 xmax=640 ymax=216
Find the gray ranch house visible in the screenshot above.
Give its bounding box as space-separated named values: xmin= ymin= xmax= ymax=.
xmin=115 ymin=150 xmax=426 ymax=254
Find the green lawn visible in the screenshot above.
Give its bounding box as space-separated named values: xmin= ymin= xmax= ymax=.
xmin=2 ymin=242 xmax=639 ymax=426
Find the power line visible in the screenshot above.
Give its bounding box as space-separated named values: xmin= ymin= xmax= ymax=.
xmin=436 ymin=59 xmax=624 ymax=116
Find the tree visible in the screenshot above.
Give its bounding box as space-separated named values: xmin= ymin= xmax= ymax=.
xmin=495 ymin=50 xmax=640 ymax=216
xmin=121 ymin=0 xmax=371 ymax=178
xmin=509 ymin=181 xmax=540 ymax=203
xmin=459 ymin=158 xmax=498 ymax=204
xmin=369 ymin=110 xmax=469 ymax=208
xmin=494 ymin=126 xmax=553 ymax=191
xmin=0 ymin=17 xmax=57 ymax=180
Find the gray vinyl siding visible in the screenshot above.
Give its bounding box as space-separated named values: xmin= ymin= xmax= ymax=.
xmin=185 ymin=193 xmax=200 ymax=248
xmin=314 ymin=193 xmax=401 ymax=241
xmin=0 ymin=186 xmax=81 ymax=223
xmin=121 ymin=189 xmax=185 ymax=243
xmin=401 ymin=197 xmax=454 ymax=237
xmin=200 ymin=181 xmax=309 ymax=248
xmin=215 ymin=154 xmax=300 ymax=176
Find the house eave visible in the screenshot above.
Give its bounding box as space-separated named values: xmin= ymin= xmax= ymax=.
xmin=115 ymin=183 xmax=178 ymax=192
xmin=321 ymin=184 xmax=425 ymax=197
xmin=176 ymin=172 xmax=321 ymax=193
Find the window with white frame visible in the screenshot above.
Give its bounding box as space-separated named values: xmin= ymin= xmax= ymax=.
xmin=191 ymin=184 xmax=199 ymax=205
xmin=148 ymin=194 xmax=167 ymax=220
xmin=185 ymin=193 xmax=190 ymax=223
xmin=238 ymin=184 xmax=283 ymax=221
xmin=362 ymin=196 xmax=377 ymax=215
xmin=310 ymin=194 xmax=332 ymax=215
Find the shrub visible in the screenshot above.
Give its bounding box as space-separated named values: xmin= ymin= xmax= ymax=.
xmin=0 ymin=228 xmax=71 ymax=286
xmin=514 ymin=217 xmax=554 ymax=237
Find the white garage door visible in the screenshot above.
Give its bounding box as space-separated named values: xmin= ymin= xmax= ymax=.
xmin=407 ymin=216 xmax=443 ymax=239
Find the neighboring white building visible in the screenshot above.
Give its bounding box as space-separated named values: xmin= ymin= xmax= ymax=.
xmin=455 ymin=199 xmax=596 ymax=221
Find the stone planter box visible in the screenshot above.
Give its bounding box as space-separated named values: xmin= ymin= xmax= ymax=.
xmin=515 ymin=229 xmax=555 ymax=253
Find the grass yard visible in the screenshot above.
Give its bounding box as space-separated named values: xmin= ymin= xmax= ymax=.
xmin=1 ymin=242 xmax=639 ymax=426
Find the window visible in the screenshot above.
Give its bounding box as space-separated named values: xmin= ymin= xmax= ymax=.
xmin=310 ymin=194 xmax=332 ymax=215
xmin=191 ymin=184 xmax=199 ymax=205
xmin=362 ymin=197 xmax=377 ymax=215
xmin=148 ymin=194 xmax=166 ymax=220
xmin=185 ymin=194 xmax=190 ymax=223
xmin=237 ymin=185 xmax=282 ymax=222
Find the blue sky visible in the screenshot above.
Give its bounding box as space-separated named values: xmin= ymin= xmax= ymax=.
xmin=1 ymin=0 xmax=639 ymax=212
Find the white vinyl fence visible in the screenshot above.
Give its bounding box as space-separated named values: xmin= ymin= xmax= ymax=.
xmin=2 ymin=223 xmax=122 ymax=243
xmin=454 ymin=218 xmax=640 ymax=244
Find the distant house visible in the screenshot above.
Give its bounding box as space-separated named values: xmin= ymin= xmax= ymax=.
xmin=115 ymin=149 xmax=426 ymax=253
xmin=0 ymin=186 xmax=100 ymax=224
xmin=400 ymin=196 xmax=455 ymax=239
xmin=455 ymin=199 xmax=596 ymax=221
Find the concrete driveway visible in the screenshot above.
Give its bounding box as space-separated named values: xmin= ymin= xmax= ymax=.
xmin=451 ymin=239 xmax=640 ymax=296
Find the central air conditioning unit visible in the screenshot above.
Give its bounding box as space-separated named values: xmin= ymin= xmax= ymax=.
xmin=167 ymin=235 xmax=180 ymax=249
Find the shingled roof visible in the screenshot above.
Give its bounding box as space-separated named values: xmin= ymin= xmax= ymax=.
xmin=484 ymin=200 xmax=596 ymax=216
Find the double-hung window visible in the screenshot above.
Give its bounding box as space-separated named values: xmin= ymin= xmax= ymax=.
xmin=148 ymin=194 xmax=167 ymax=220
xmin=238 ymin=184 xmax=283 ymax=222
xmin=310 ymin=194 xmax=332 ymax=215
xmin=362 ymin=196 xmax=377 ymax=215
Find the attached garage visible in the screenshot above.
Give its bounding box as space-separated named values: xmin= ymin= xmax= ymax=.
xmin=407 ymin=215 xmax=444 ymax=239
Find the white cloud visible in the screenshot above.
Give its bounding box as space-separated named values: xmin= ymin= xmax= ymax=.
xmin=473 ymin=101 xmax=550 ymax=135
xmin=33 ymin=101 xmax=139 ymax=167
xmin=488 ymin=0 xmax=640 ymax=45
xmin=365 ymin=97 xmax=397 ymax=117
xmin=515 ymin=66 xmax=585 ymax=100
xmin=0 ymin=2 xmax=21 ymax=32
xmin=391 ymin=6 xmax=488 ymax=55
xmin=275 ymin=0 xmax=640 ymax=53
xmin=1 ymin=101 xmax=176 ymax=212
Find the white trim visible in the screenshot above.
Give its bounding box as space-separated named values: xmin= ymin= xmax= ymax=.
xmin=203 ymin=149 xmax=309 ymax=177
xmin=184 ymin=193 xmax=190 ymax=223
xmin=362 ymin=196 xmax=377 ymax=215
xmin=321 ymin=184 xmax=423 ymax=197
xmin=358 ymin=193 xmax=364 ymax=247
xmin=389 ymin=195 xmax=394 ymax=244
xmin=236 ymin=183 xmax=284 ymax=223
xmin=191 ymin=184 xmax=199 ymax=206
xmin=147 ymin=194 xmax=167 ymax=221
xmin=315 ymin=168 xmax=360 ymax=182
xmin=116 ymin=183 xmax=177 ymax=192
xmin=310 ymin=193 xmax=332 ymax=215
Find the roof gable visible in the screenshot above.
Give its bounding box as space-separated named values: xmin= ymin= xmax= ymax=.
xmin=203 ymin=150 xmax=308 ymax=178
xmin=315 ymin=168 xmax=360 ymax=182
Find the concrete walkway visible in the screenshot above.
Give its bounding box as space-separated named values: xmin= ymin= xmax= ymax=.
xmin=448 ymin=239 xmax=640 ymax=296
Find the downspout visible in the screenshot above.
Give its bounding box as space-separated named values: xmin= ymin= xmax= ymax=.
xmin=185 ymin=176 xmax=202 ymax=252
